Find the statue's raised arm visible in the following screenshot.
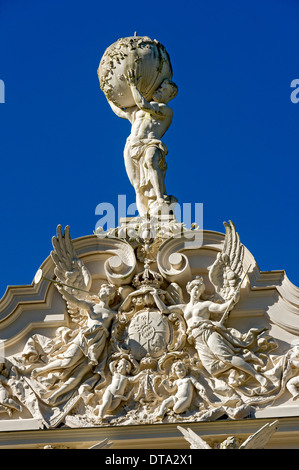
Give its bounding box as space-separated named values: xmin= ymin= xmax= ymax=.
xmin=126 ymin=69 xmax=176 ymax=119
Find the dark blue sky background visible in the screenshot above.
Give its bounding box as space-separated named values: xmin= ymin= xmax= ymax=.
xmin=0 ymin=0 xmax=298 ymax=297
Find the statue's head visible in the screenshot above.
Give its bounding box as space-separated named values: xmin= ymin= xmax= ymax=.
xmin=171 ymin=361 xmax=187 ymax=378
xmin=152 ymin=79 xmax=178 ymax=104
xmin=116 ymin=358 xmax=132 ymax=375
xmin=109 ymin=354 xmax=138 ymax=375
xmin=186 ymin=276 xmax=205 ymax=299
xmin=98 ymin=283 xmax=116 ymax=303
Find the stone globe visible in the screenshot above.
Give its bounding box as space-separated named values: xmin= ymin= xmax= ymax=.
xmin=98 ymin=35 xmax=173 ymax=108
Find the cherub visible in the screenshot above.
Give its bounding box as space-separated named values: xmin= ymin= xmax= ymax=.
xmin=157 ymin=361 xmax=205 ymax=419
xmin=95 ymin=358 xmax=137 ymax=420
xmin=154 ymin=278 xmax=268 ymax=391
xmin=107 ymin=70 xmax=178 ymax=216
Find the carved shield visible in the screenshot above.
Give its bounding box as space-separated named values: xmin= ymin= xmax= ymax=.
xmin=128 ymin=310 xmax=171 ymax=360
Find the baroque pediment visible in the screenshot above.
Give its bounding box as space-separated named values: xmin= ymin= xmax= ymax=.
xmin=0 ymin=219 xmax=298 ymax=431
xmin=1 ymin=224 xmax=298 ymax=347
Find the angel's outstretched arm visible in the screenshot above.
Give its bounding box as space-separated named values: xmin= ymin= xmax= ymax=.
xmin=151 ymin=291 xmax=169 ymax=314
xmin=151 ymin=290 xmax=185 ymax=315
xmin=168 ymin=304 xmax=186 ymax=314
xmin=58 ymin=286 xmax=93 ymax=314
xmin=118 ymin=291 xmax=136 ymax=312
xmin=207 ymin=301 xmax=228 ymax=315
xmin=208 ymin=291 xmax=240 ymax=315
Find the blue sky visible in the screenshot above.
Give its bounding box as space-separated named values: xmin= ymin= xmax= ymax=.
xmin=0 ymin=0 xmax=298 ymax=297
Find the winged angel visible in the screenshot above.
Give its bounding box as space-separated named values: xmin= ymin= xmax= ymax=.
xmin=31 ymin=226 xmax=118 ymax=406
xmin=157 ymin=221 xmax=271 ymax=392
xmin=177 ymin=420 xmax=279 ymax=449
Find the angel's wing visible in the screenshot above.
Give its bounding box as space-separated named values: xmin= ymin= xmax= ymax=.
xmin=239 ymin=420 xmax=279 ymax=449
xmin=51 ymin=225 xmax=92 ymax=326
xmin=177 ymin=426 xmax=212 ymax=449
xmin=51 ymin=225 xmax=92 ymax=291
xmin=208 ymin=220 xmax=244 ymax=301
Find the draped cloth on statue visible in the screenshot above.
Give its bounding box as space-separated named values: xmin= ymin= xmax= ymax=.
xmin=184 ymin=322 xmax=299 ymax=420
xmin=190 ymin=320 xmax=273 ymax=378
xmin=8 ymin=331 xmax=108 ymax=428
xmin=124 ymin=137 xmax=168 ymax=199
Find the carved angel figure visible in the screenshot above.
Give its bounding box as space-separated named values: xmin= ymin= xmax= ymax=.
xmin=31 ymin=226 xmax=118 ymax=405
xmin=180 ymin=276 xmax=269 ymax=390
xmin=158 ymin=222 xmax=272 ymax=391
xmin=32 ymin=283 xmax=116 ymax=402
xmin=177 ymin=420 xmax=279 ymax=449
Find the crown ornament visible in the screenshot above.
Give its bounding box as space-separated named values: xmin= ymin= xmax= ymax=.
xmin=132 ymin=266 xmax=163 ymax=289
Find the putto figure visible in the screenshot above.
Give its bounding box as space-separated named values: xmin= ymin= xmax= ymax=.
xmin=157 ymin=361 xmax=205 ymax=419
xmin=95 ymin=358 xmax=133 ymax=420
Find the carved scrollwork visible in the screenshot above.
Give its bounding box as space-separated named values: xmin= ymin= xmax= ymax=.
xmin=157 ymin=236 xmax=194 ymax=285
xmin=103 ymin=241 xmax=137 ymax=287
